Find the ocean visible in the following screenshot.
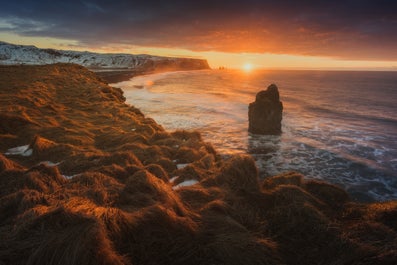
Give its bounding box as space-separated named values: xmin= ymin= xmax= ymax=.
xmin=114 ymin=69 xmax=397 ymax=202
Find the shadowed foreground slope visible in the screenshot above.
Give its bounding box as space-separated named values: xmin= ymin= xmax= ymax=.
xmin=0 ymin=64 xmax=396 ymax=265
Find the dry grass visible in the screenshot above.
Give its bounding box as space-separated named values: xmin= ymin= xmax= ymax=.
xmin=0 ymin=64 xmax=395 ymax=265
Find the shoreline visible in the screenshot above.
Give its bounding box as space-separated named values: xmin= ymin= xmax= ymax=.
xmin=93 ymin=68 xmax=212 ymax=84
xmin=1 ymin=64 xmax=396 ymax=264
xmin=112 ymin=69 xmax=397 ymax=202
xmin=93 ymin=69 xmax=148 ymax=83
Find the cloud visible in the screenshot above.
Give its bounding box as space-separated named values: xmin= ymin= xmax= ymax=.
xmin=1 ymin=0 xmax=397 ymax=60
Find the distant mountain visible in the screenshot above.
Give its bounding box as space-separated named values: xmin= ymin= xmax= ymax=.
xmin=0 ymin=41 xmax=210 ymax=72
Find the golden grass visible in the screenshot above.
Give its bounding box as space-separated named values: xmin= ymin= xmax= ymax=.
xmin=0 ymin=64 xmax=395 ymax=264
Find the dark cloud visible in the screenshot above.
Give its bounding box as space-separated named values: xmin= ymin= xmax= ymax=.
xmin=1 ymin=0 xmax=397 ymax=60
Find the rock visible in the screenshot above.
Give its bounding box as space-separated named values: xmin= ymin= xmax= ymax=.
xmin=248 ymin=84 xmax=283 ymax=135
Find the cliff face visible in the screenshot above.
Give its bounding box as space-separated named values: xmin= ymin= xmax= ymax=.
xmin=0 ymin=64 xmax=396 ymax=265
xmin=0 ymin=41 xmax=210 ymax=72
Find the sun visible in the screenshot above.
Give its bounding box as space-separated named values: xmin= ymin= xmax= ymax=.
xmin=242 ymin=63 xmax=253 ymax=72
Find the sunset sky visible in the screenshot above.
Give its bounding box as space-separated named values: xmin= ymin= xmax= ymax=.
xmin=1 ymin=0 xmax=397 ymax=70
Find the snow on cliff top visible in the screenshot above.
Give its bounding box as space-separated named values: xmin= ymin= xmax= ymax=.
xmin=0 ymin=41 xmax=200 ymax=69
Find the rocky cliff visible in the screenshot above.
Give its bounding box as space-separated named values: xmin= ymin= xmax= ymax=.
xmin=0 ymin=41 xmax=210 ymax=73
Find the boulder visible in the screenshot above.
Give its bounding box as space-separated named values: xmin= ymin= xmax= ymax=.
xmin=248 ymin=84 xmax=283 ymax=135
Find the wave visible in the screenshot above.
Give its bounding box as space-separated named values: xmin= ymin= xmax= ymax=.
xmin=118 ymin=69 xmax=397 ymax=201
xmin=251 ymin=135 xmax=397 ymax=201
xmin=304 ymin=105 xmax=397 ymax=126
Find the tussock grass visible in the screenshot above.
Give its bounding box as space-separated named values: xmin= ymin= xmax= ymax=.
xmin=0 ymin=64 xmax=395 ymax=265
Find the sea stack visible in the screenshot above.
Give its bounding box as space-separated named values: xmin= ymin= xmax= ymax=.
xmin=248 ymin=84 xmax=283 ymax=135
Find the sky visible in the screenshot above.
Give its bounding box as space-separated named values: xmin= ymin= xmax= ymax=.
xmin=1 ymin=0 xmax=397 ymax=70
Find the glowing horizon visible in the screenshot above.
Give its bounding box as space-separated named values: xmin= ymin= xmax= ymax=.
xmin=1 ymin=32 xmax=397 ymax=71
xmin=242 ymin=63 xmax=254 ymax=72
xmin=1 ymin=0 xmax=397 ymax=71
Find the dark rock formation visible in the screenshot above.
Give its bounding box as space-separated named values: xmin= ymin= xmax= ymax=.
xmin=248 ymin=84 xmax=283 ymax=135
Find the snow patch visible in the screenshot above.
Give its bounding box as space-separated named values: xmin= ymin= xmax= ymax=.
xmin=39 ymin=161 xmax=61 ymax=167
xmin=169 ymin=176 xmax=179 ymax=183
xmin=172 ymin=180 xmax=199 ymax=190
xmin=4 ymin=145 xmax=32 ymax=156
xmin=176 ymin=163 xmax=189 ymax=169
xmin=62 ymin=174 xmax=79 ymax=179
xmin=0 ymin=41 xmax=200 ymax=70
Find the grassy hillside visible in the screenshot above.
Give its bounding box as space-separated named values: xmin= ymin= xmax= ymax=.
xmin=0 ymin=64 xmax=396 ymax=265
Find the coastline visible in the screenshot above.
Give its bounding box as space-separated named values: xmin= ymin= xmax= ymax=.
xmin=93 ymin=68 xmax=192 ymax=84
xmin=94 ymin=69 xmax=147 ymax=83
xmin=0 ymin=64 xmax=396 ymax=264
xmin=93 ymin=67 xmax=213 ymax=84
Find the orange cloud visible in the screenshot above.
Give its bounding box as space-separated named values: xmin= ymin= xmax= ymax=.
xmin=1 ymin=0 xmax=397 ymax=60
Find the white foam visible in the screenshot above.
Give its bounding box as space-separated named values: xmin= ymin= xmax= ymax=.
xmin=115 ymin=71 xmax=177 ymax=88
xmin=374 ymin=149 xmax=384 ymax=156
xmin=116 ymin=69 xmax=397 ymax=201
xmin=4 ymin=145 xmax=32 ymax=156
xmin=172 ymin=180 xmax=199 ymax=190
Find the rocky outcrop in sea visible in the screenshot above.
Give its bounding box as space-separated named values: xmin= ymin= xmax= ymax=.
xmin=248 ymin=84 xmax=283 ymax=134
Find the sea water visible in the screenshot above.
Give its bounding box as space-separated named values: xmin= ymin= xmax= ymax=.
xmin=114 ymin=69 xmax=397 ymax=202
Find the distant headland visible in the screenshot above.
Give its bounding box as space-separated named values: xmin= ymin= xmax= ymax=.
xmin=0 ymin=41 xmax=210 ymax=82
